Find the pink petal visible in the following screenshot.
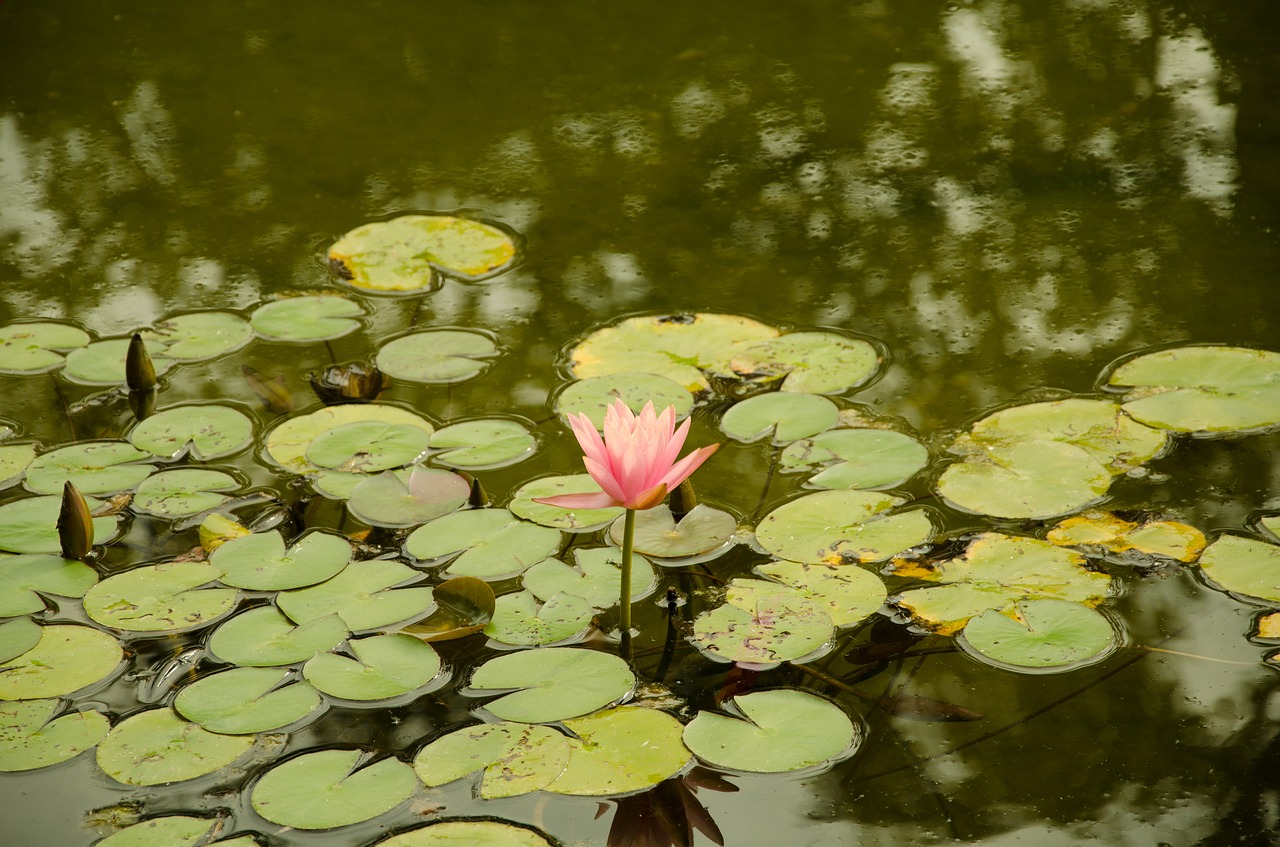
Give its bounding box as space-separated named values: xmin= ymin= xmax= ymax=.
xmin=583 ymin=456 xmax=627 ymax=504
xmin=532 ymin=490 xmax=622 ymax=509
xmin=628 ymin=482 xmax=668 ymax=511
xmin=568 ymin=412 xmax=609 ymax=466
xmin=657 ymin=443 xmax=719 ymax=490
xmin=657 ymin=416 xmax=692 ymax=472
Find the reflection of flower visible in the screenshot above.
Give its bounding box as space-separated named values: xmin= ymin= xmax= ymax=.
xmin=608 ymin=770 xmax=735 ymax=847
xmin=534 ymin=399 xmax=718 ymax=511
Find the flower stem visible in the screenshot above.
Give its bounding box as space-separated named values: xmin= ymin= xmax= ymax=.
xmin=619 ymin=508 xmax=636 ymax=645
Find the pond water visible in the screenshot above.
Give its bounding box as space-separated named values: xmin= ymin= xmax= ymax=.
xmin=2 ymin=1 xmax=1279 ymax=845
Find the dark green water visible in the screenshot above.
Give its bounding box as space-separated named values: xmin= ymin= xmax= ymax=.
xmin=2 ymin=1 xmax=1279 ymax=845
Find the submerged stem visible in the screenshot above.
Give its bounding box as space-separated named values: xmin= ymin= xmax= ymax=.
xmin=619 ymin=508 xmax=637 ymax=655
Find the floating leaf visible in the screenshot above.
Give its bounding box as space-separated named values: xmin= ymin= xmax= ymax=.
xmin=755 ymin=560 xmax=887 ymax=628
xmin=0 ymin=617 xmax=41 ymax=664
xmin=94 ymin=816 xmax=219 ymax=847
xmin=264 ymin=403 xmax=435 ymax=476
xmin=128 ymin=404 xmax=255 ymax=461
xmin=250 ymin=748 xmax=417 ymax=829
xmin=402 ymin=576 xmax=495 ymax=641
xmin=960 ymin=599 xmax=1118 ymax=671
xmin=569 ymin=314 xmax=779 ymax=393
xmin=250 ymin=295 xmax=364 ymax=343
xmin=683 ymin=689 xmax=856 ymax=773
xmin=1199 ymin=534 xmax=1280 ymax=604
xmin=144 ymin=311 xmax=253 ymax=361
xmin=545 ymin=705 xmax=691 ymax=796
xmin=330 ymin=215 xmax=517 ymax=292
xmin=84 ymin=561 xmax=238 ymax=633
xmin=1046 ymin=511 xmax=1206 ymax=563
xmin=719 ymin=331 xmax=880 ymax=394
xmin=278 ymin=560 xmax=434 ymax=632
xmin=755 ymin=490 xmax=935 ymax=565
xmin=0 ymin=442 xmax=37 ymax=490
xmin=131 ymin=469 xmax=240 ymax=518
xmin=0 ymin=625 xmax=122 ymax=700
xmin=468 ymin=647 xmax=634 ymax=723
xmin=303 ymin=633 xmax=443 ymax=701
xmin=720 ymin=393 xmax=838 ymax=444
xmin=63 ymin=338 xmax=174 ymax=386
xmin=405 ymin=508 xmax=562 ymax=581
xmin=376 ymin=330 xmax=500 ymax=382
xmin=0 ymin=494 xmax=122 ymax=554
xmin=347 ymin=467 xmax=470 ymax=528
xmin=376 ymin=820 xmax=556 ymax=847
xmin=890 ymin=533 xmax=1112 ymax=635
xmin=509 ymin=475 xmax=624 ymax=532
xmin=207 ymin=608 xmax=348 ymax=667
xmin=412 ymin=722 xmax=571 ymax=799
xmin=212 ymin=529 xmax=351 ymax=591
xmin=1261 ymin=515 xmax=1280 ymax=543
xmin=0 ymin=322 xmax=90 ymax=374
xmin=0 ymin=553 xmax=97 ymax=616
xmin=554 ymin=372 xmax=695 ymax=428
xmin=780 ymin=428 xmax=929 ymax=490
xmin=306 ymin=421 xmax=431 ymax=472
xmin=0 ymin=699 xmax=109 ymax=771
xmin=607 ymin=503 xmax=736 ymax=562
xmin=483 ymin=591 xmax=594 ymax=647
xmin=24 ymin=441 xmax=155 ymax=496
xmin=427 ymin=419 xmax=536 ymax=469
xmin=199 ymin=513 xmax=251 ymax=553
xmin=174 ymin=667 xmax=322 ymax=734
xmin=936 ymin=441 xmax=1112 ymax=521
xmin=690 ymin=584 xmax=832 ymax=667
xmin=1106 ymin=346 xmax=1280 ymax=433
xmin=522 ymin=547 xmax=657 ymax=609
xmin=96 ymin=708 xmax=253 ymax=786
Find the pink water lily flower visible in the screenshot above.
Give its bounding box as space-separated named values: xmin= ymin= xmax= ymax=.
xmin=536 ymin=399 xmax=719 ymax=511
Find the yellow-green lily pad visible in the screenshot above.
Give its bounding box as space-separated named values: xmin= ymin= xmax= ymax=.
xmin=96 ymin=708 xmax=253 ymax=786
xmin=330 ymin=214 xmax=518 ymax=293
xmin=0 ymin=699 xmax=109 ymax=771
xmin=755 ymin=490 xmax=935 ymax=565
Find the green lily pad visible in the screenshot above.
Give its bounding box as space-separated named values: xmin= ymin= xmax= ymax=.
xmin=306 ymin=421 xmax=431 ymax=473
xmin=427 ymin=419 xmax=536 ymax=469
xmin=212 ymin=529 xmax=351 ymax=591
xmin=1046 ymin=511 xmax=1207 ymax=563
xmin=780 ymin=428 xmax=929 ymax=490
xmin=347 ymin=467 xmax=470 ymax=528
xmin=961 ymin=599 xmax=1118 ymax=671
xmin=405 ymin=508 xmax=562 ymax=581
xmin=716 ymin=331 xmax=880 ymax=394
xmin=96 ymin=708 xmax=253 ymax=786
xmin=207 ymin=608 xmax=348 ymax=667
xmin=330 ymin=215 xmax=518 ymax=292
xmin=376 ymin=820 xmax=556 ymax=847
xmin=936 ymin=441 xmax=1113 ymax=521
xmin=401 ymin=576 xmax=496 ymax=641
xmin=250 ymin=295 xmax=365 ymax=343
xmin=569 ymin=313 xmax=780 ymax=393
xmin=1261 ymin=515 xmax=1280 ymax=544
xmin=143 ymin=312 xmax=253 ymax=361
xmin=683 ymin=689 xmax=857 ymax=773
xmin=554 ymin=372 xmax=695 ymax=429
xmin=62 ymin=338 xmax=175 ymax=386
xmin=0 ymin=442 xmax=37 ymax=490
xmin=1199 ymin=534 xmax=1280 ymax=604
xmin=250 ymin=748 xmax=417 ymax=829
xmin=690 ymin=584 xmax=833 ymax=667
xmin=607 ymin=503 xmax=737 ymax=562
xmin=24 ymin=441 xmax=155 ymax=496
xmin=376 ymin=330 xmax=500 ymax=382
xmin=0 ymin=617 xmax=41 ymax=664
xmin=0 ymin=494 xmax=122 ymax=554
xmin=264 ymin=403 xmax=435 ymax=476
xmin=721 ymin=393 xmax=839 ymax=444
xmin=277 ymin=560 xmax=434 ymax=632
xmin=131 ymin=469 xmax=240 ymax=518
xmin=468 ymin=647 xmax=634 ymax=723
xmin=509 ymin=475 xmax=624 ymax=532
xmin=1106 ymin=346 xmax=1280 ymax=433
xmin=0 ymin=554 xmax=97 ymax=616
xmin=755 ymin=560 xmax=887 ymax=628
xmin=94 ymin=816 xmax=219 ymax=847
xmin=545 ymin=705 xmax=691 ymax=796
xmin=128 ymin=404 xmax=255 ymax=461
xmin=0 ymin=699 xmax=109 ymax=771
xmin=303 ymin=633 xmax=443 ymax=701
xmin=522 ymin=547 xmax=657 ymax=609
xmin=174 ymin=667 xmax=322 ymax=734
xmin=0 ymin=322 xmax=90 ymax=374
xmin=755 ymin=490 xmax=935 ymax=565
xmin=483 ymin=591 xmax=595 ymax=646
xmin=890 ymin=532 xmax=1112 ymax=635
xmin=0 ymin=625 xmax=123 ymax=700
xmin=412 ymin=722 xmax=571 ymax=799
xmin=84 ymin=561 xmax=238 ymax=633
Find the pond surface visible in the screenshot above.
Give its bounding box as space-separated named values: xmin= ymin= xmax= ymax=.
xmin=2 ymin=1 xmax=1279 ymax=845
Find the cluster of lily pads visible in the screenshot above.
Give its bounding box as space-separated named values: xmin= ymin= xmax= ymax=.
xmin=1 ymin=213 xmax=1278 ymax=846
